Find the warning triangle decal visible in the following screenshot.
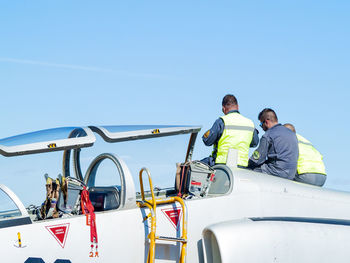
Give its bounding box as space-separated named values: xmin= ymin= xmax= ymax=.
xmin=161 ymin=207 xmax=182 ymax=229
xmin=45 ymin=223 xmax=70 ymax=248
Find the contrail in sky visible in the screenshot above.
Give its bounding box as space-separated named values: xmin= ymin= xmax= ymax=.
xmin=0 ymin=57 xmax=167 ymax=79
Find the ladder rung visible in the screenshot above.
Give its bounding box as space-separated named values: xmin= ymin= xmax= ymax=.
xmin=156 ymin=236 xmax=187 ymax=243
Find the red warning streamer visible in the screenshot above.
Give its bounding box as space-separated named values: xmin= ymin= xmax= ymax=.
xmin=81 ymin=187 xmax=98 ymax=245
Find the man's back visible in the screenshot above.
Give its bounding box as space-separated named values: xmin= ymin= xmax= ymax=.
xmin=201 ymin=94 xmax=259 ymax=167
xmin=283 ymin=123 xmax=327 ymax=186
xmin=296 ymin=133 xmax=326 ymax=175
xmin=263 ymin=124 xmax=298 ymax=179
xmin=249 ymin=124 xmax=298 ymax=179
xmin=216 ymin=112 xmax=255 ymax=166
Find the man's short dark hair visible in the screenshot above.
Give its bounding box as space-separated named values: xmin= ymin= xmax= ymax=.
xmin=258 ymin=108 xmax=278 ymax=122
xmin=222 ymin=94 xmax=238 ymax=107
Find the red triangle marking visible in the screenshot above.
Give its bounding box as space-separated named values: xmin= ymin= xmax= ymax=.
xmin=45 ymin=223 xmax=70 ymax=248
xmin=161 ymin=207 xmax=182 ymax=229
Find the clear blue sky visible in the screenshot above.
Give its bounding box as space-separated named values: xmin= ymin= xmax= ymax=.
xmin=0 ymin=1 xmax=349 ymax=191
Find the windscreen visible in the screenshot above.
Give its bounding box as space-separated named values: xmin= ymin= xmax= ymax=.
xmin=0 ymin=188 xmax=21 ymax=219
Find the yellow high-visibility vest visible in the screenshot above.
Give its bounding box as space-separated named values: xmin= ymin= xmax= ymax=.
xmin=216 ymin=112 xmax=255 ymax=166
xmin=297 ymin=134 xmax=326 ymax=175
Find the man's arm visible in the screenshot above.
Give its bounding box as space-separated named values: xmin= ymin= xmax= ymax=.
xmin=249 ymin=128 xmax=259 ymax=147
xmin=202 ymin=118 xmax=224 ymax=146
xmin=248 ymin=135 xmax=269 ymax=168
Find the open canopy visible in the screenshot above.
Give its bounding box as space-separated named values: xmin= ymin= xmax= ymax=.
xmin=0 ymin=125 xmax=201 ymax=157
xmin=0 ymin=127 xmax=95 ymax=157
xmin=89 ymin=125 xmax=201 ymax=143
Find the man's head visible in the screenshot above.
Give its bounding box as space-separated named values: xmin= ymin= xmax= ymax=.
xmin=222 ymin=94 xmax=238 ymax=114
xmin=258 ymin=108 xmax=278 ymax=131
xmin=284 ymin=123 xmax=296 ymax=133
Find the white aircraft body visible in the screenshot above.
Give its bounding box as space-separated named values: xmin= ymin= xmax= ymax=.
xmin=0 ymin=125 xmax=350 ymax=263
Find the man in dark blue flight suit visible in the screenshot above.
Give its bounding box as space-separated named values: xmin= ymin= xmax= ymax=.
xmin=201 ymin=94 xmax=259 ymax=167
xmin=248 ymin=108 xmax=298 ymax=180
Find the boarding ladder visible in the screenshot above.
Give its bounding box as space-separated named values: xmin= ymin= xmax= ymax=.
xmin=137 ymin=168 xmax=188 ymax=263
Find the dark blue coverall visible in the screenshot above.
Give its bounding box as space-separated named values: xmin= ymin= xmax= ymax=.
xmin=201 ymin=110 xmax=259 ymax=166
xmin=248 ymin=124 xmax=298 ymax=180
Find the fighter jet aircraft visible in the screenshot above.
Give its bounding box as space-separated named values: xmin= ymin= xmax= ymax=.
xmin=0 ymin=125 xmax=350 ymax=263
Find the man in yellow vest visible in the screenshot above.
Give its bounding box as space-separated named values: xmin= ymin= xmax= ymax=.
xmin=201 ymin=94 xmax=259 ymax=167
xmin=284 ymin=123 xmax=327 ymax=186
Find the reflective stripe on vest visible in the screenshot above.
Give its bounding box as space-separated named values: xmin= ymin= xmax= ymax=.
xmin=296 ymin=134 xmax=326 ymax=175
xmin=215 ymin=113 xmax=254 ymax=166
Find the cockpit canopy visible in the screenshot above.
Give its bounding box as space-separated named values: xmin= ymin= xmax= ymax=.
xmin=0 ymin=125 xmax=201 ymax=157
xmin=0 ymin=125 xmax=202 ymax=220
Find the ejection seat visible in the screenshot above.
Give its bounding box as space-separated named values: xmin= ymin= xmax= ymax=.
xmin=56 ymin=176 xmax=85 ymax=215
xmin=174 ymin=149 xmax=235 ymax=197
